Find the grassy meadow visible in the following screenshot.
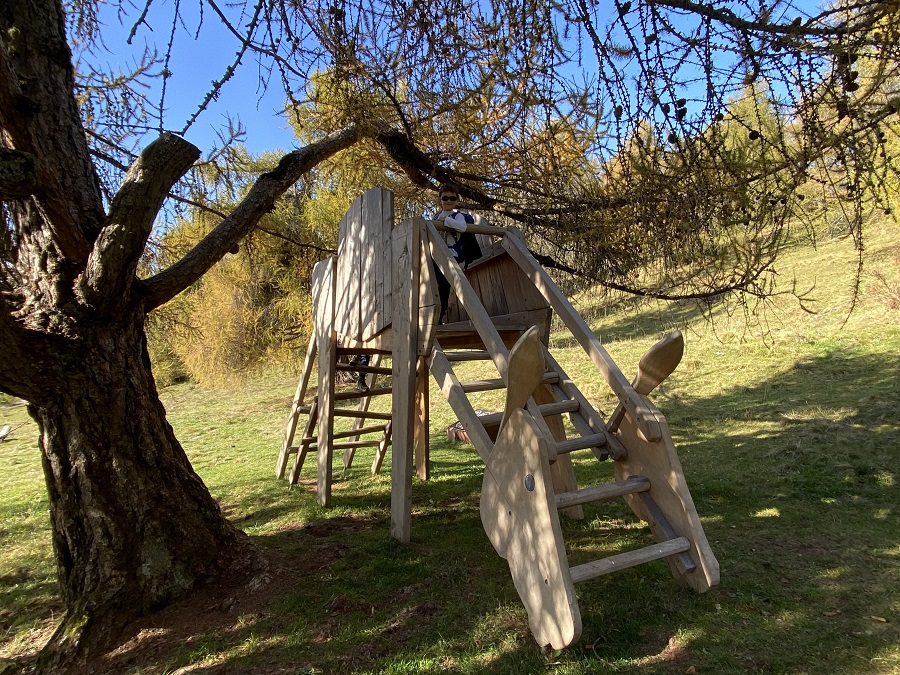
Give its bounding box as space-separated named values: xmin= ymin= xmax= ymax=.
xmin=1 ymin=222 xmax=898 ymax=674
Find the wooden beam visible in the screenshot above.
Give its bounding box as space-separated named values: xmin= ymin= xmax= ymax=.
xmin=391 ymin=218 xmax=420 ymax=542
xmin=315 ymin=258 xmax=337 ymax=507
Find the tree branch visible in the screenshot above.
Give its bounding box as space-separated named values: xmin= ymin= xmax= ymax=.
xmin=141 ymin=124 xmax=362 ymax=311
xmin=76 ymin=133 xmax=199 ymax=316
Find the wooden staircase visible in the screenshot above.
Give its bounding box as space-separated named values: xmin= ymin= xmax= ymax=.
xmin=275 ymin=187 xmax=718 ymax=651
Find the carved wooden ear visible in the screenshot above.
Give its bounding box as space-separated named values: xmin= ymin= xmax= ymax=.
xmin=499 ymin=325 xmax=544 ymax=434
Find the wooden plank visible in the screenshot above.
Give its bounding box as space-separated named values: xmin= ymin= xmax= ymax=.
xmin=309 ymin=440 xmax=382 ymax=450
xmin=333 ymin=424 xmax=387 ymax=440
xmin=348 ymin=196 xmax=363 ymax=339
xmin=391 ymin=217 xmax=420 ymax=543
xmin=434 ymin=219 xmax=509 ymax=237
xmin=614 ymin=406 xmax=720 ymax=593
xmin=471 ymin=400 xmax=579 ymax=432
xmin=637 ymin=491 xmax=697 ymax=574
xmin=501 ymin=233 xmax=662 ymax=441
xmin=276 ymin=330 xmax=317 ymax=478
xmin=335 ymin=209 xmax=353 ymax=338
xmin=415 ymin=356 xmax=429 ymax=481
xmin=485 ymin=257 xmax=511 ymax=316
xmin=381 ymin=189 xmax=394 ymax=334
xmin=554 ymin=476 xmax=651 ymax=510
xmin=335 ymin=363 xmax=392 ymax=375
xmin=569 ymin=537 xmax=692 ymax=584
xmin=360 ymin=190 xmax=377 ymax=339
xmin=315 ymin=258 xmax=337 ymax=507
xmin=428 ymin=342 xmax=494 ymax=462
xmin=417 ymin=218 xmax=440 ymax=357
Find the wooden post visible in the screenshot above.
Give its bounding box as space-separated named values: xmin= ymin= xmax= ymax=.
xmin=414 ymin=355 xmax=430 ymax=480
xmin=391 ymin=218 xmax=420 ymax=542
xmin=315 ymin=258 xmax=337 ymax=507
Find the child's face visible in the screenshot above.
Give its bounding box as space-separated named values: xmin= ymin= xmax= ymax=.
xmin=439 ymin=192 xmax=459 ymax=209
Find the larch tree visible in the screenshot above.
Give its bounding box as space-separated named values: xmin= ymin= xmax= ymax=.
xmin=1 ymin=0 xmax=898 ymax=668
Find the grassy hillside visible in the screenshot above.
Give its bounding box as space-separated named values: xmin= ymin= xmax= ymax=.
xmin=1 ymin=223 xmax=898 ymax=674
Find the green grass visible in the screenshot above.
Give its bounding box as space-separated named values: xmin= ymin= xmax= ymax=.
xmin=1 ymin=224 xmax=899 ymax=673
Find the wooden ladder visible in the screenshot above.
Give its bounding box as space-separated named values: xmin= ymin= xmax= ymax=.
xmin=425 ymin=222 xmax=719 ymax=650
xmin=275 ymin=334 xmax=394 ymax=492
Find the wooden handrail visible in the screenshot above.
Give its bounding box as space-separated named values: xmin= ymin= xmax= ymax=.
xmin=432 ymin=219 xmax=509 ymax=237
xmin=500 ymin=233 xmax=662 ymax=441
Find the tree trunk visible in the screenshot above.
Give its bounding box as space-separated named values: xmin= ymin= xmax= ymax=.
xmin=30 ymin=302 xmax=252 ymax=663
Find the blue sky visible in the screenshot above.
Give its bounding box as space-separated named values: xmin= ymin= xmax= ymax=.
xmin=97 ymin=0 xmax=298 ymax=155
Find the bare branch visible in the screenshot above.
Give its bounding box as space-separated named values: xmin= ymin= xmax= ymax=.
xmin=141 ymin=123 xmax=362 ymax=311
xmin=76 ymin=133 xmax=200 ymax=315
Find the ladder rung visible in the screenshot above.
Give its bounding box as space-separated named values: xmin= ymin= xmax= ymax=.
xmin=459 ymin=372 xmax=558 ymax=394
xmin=569 ymin=537 xmax=691 ymax=584
xmin=554 ymin=476 xmax=650 ymax=510
xmin=333 ymin=409 xmax=392 ymax=420
xmin=309 ymin=440 xmax=384 ymax=450
xmin=637 ymin=490 xmax=697 ymax=574
xmin=444 ymin=350 xmax=492 ymax=361
xmin=335 ymin=364 xmax=392 ymax=375
xmin=334 ymin=386 xmax=392 ymax=401
xmin=554 ymin=432 xmax=608 ymax=455
xmin=332 ymin=424 xmax=387 ymax=440
xmin=296 ymin=405 xmax=312 ymax=414
xmin=475 ymin=400 xmax=580 ymax=429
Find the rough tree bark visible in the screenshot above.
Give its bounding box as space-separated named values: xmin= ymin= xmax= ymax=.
xmin=0 ymin=0 xmax=362 ymax=666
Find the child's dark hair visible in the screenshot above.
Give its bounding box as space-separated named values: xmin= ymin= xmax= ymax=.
xmin=438 ymin=182 xmax=460 ymax=196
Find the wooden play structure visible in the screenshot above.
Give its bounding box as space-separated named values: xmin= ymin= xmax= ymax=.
xmin=275 ymin=188 xmax=719 ymax=649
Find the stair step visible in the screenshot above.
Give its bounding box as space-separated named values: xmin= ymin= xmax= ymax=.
xmin=336 ymin=364 xmax=392 ymax=375
xmin=435 ymin=323 xmax=526 ymax=337
xmin=444 ymin=350 xmax=492 ymax=361
xmin=333 ymin=408 xmax=392 ymax=420
xmin=334 ymin=386 xmax=392 ymax=401
xmin=476 ymin=400 xmax=580 ymax=428
xmin=569 ymin=537 xmax=691 ymax=583
xmin=554 ymin=432 xmax=609 ymax=455
xmin=459 ymin=371 xmax=558 ymax=394
xmin=554 ymin=476 xmax=651 ymax=510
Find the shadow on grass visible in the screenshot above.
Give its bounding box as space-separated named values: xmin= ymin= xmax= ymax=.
xmin=8 ymin=346 xmax=897 ymax=674
xmin=203 ymin=345 xmax=898 ymax=673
